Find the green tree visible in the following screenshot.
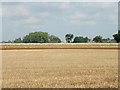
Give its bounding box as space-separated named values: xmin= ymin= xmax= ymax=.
xmin=49 ymin=35 xmax=61 ymax=43
xmin=65 ymin=34 xmax=74 ymax=43
xmin=102 ymin=38 xmax=112 ymax=43
xmin=113 ymin=30 xmax=120 ymax=43
xmin=73 ymin=36 xmax=89 ymax=43
xmin=14 ymin=38 xmax=22 ymax=43
xmin=8 ymin=40 xmax=13 ymax=43
xmin=23 ymin=32 xmax=49 ymax=43
xmin=93 ymin=35 xmax=102 ymax=43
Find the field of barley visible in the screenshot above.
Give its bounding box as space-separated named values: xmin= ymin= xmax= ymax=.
xmin=1 ymin=43 xmax=119 ymax=88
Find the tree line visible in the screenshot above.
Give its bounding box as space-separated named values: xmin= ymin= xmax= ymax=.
xmin=3 ymin=30 xmax=120 ymax=43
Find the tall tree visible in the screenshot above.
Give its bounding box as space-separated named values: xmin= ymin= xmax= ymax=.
xmin=49 ymin=35 xmax=61 ymax=43
xmin=73 ymin=36 xmax=89 ymax=43
xmin=93 ymin=35 xmax=102 ymax=43
xmin=23 ymin=32 xmax=49 ymax=43
xmin=14 ymin=38 xmax=22 ymax=43
xmin=65 ymin=34 xmax=74 ymax=43
xmin=113 ymin=30 xmax=120 ymax=43
xmin=102 ymin=38 xmax=112 ymax=43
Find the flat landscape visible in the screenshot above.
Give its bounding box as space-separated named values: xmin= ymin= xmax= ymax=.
xmin=2 ymin=45 xmax=118 ymax=88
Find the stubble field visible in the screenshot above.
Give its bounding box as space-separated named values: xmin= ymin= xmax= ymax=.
xmin=2 ymin=48 xmax=118 ymax=88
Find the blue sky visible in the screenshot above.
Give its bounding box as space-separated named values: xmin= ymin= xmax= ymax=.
xmin=2 ymin=2 xmax=118 ymax=42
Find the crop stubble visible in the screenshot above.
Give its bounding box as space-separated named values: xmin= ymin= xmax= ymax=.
xmin=2 ymin=49 xmax=118 ymax=88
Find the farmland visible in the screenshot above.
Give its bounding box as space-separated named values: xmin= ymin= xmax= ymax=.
xmin=1 ymin=43 xmax=119 ymax=88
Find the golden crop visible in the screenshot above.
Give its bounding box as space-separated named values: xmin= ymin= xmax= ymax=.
xmin=2 ymin=43 xmax=118 ymax=88
xmin=1 ymin=43 xmax=119 ymax=50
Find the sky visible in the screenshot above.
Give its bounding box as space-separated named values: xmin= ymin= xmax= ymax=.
xmin=2 ymin=2 xmax=118 ymax=42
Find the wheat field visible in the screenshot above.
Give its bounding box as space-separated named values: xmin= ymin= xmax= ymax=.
xmin=2 ymin=46 xmax=118 ymax=88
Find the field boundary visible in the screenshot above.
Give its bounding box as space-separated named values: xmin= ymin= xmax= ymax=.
xmin=0 ymin=43 xmax=119 ymax=50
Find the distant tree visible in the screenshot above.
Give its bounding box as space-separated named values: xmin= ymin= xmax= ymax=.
xmin=2 ymin=41 xmax=7 ymax=43
xmin=65 ymin=34 xmax=74 ymax=43
xmin=110 ymin=39 xmax=116 ymax=43
xmin=84 ymin=37 xmax=90 ymax=42
xmin=102 ymin=38 xmax=113 ymax=43
xmin=23 ymin=32 xmax=49 ymax=43
xmin=93 ymin=35 xmax=102 ymax=43
xmin=73 ymin=36 xmax=80 ymax=43
xmin=49 ymin=35 xmax=61 ymax=43
xmin=8 ymin=40 xmax=13 ymax=43
xmin=22 ymin=35 xmax=30 ymax=43
xmin=113 ymin=30 xmax=120 ymax=43
xmin=14 ymin=38 xmax=22 ymax=43
xmin=73 ymin=36 xmax=89 ymax=43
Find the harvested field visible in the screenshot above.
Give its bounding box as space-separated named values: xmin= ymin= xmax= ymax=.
xmin=2 ymin=50 xmax=118 ymax=88
xmin=1 ymin=43 xmax=119 ymax=49
xmin=2 ymin=44 xmax=118 ymax=88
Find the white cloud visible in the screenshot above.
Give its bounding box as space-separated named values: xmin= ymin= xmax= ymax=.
xmin=107 ymin=15 xmax=118 ymax=25
xmin=38 ymin=12 xmax=50 ymax=17
xmin=58 ymin=2 xmax=71 ymax=9
xmin=2 ymin=3 xmax=50 ymax=28
xmin=2 ymin=3 xmax=51 ymax=18
xmin=22 ymin=17 xmax=40 ymax=25
xmin=7 ymin=11 xmax=50 ymax=31
xmin=8 ymin=16 xmax=42 ymax=32
xmin=10 ymin=14 xmax=48 ymax=30
xmin=1 ymin=0 xmax=119 ymax=2
xmin=68 ymin=11 xmax=97 ymax=25
xmin=69 ymin=12 xmax=87 ymax=20
xmin=3 ymin=5 xmax=30 ymax=16
xmin=70 ymin=19 xmax=96 ymax=25
xmin=0 ymin=8 xmax=2 ymax=17
xmin=20 ymin=11 xmax=50 ymax=25
xmin=84 ymin=2 xmax=117 ymax=8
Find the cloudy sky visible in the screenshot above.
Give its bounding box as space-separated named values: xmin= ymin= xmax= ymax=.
xmin=2 ymin=2 xmax=118 ymax=42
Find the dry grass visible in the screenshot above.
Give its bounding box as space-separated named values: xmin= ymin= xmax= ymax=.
xmin=0 ymin=50 xmax=2 ymax=89
xmin=2 ymin=48 xmax=118 ymax=88
xmin=1 ymin=43 xmax=119 ymax=49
